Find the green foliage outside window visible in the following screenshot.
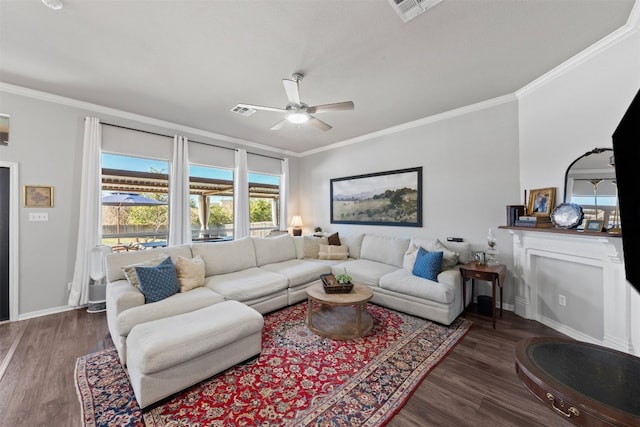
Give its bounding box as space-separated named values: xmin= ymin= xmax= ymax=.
xmin=250 ymin=199 xmax=272 ymax=222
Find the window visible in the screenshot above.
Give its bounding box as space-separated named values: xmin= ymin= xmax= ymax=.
xmin=100 ymin=126 xmax=286 ymax=247
xmin=101 ymin=153 xmax=169 ymax=250
xmin=249 ymin=172 xmax=280 ymax=238
xmin=189 ymin=165 xmax=234 ymax=241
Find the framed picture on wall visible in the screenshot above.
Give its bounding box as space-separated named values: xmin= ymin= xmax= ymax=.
xmin=23 ymin=185 xmax=54 ymax=208
xmin=330 ymin=167 xmax=422 ymax=227
xmin=527 ymin=187 xmax=556 ymax=216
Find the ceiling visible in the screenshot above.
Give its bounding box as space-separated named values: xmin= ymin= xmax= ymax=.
xmin=0 ymin=0 xmax=635 ymax=154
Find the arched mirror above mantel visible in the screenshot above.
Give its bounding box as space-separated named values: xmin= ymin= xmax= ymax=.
xmin=564 ymin=147 xmax=620 ymax=230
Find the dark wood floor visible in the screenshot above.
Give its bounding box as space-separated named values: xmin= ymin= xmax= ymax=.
xmin=0 ymin=305 xmax=571 ymax=427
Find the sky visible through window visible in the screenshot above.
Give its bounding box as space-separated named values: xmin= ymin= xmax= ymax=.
xmin=102 ymin=153 xmax=279 ymax=185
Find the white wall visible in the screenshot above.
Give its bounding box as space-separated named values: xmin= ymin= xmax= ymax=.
xmin=518 ymin=31 xmax=640 ymax=199
xmin=518 ymin=26 xmax=640 ymax=351
xmin=298 ymin=98 xmax=521 ymax=306
xmin=0 ymin=92 xmax=86 ymax=316
xmin=0 ymin=88 xmax=299 ymax=318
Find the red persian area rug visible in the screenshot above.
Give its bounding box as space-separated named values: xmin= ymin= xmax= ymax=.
xmin=76 ymin=302 xmax=471 ymax=427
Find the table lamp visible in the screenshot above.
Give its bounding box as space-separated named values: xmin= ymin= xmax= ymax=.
xmin=290 ymin=215 xmax=303 ymax=236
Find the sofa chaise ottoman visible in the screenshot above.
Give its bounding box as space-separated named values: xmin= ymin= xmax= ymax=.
xmin=126 ymin=300 xmax=264 ymax=408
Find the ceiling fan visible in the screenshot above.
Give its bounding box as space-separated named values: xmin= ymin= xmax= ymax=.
xmin=236 ymin=73 xmax=354 ymax=131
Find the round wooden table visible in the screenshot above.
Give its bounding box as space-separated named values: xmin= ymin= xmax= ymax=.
xmin=306 ymin=281 xmax=373 ymax=340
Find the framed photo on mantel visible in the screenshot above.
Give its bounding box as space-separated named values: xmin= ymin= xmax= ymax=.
xmin=527 ymin=187 xmax=556 ymax=217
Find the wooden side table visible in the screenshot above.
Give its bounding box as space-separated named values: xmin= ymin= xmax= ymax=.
xmin=459 ymin=262 xmax=506 ymax=329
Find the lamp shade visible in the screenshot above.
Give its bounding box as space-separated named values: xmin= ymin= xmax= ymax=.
xmin=290 ymin=215 xmax=303 ymax=227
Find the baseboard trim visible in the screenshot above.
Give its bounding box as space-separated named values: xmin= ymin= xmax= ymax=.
xmin=17 ymin=305 xmax=78 ymax=321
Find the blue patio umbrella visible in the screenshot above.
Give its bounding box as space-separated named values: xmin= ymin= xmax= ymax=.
xmin=102 ymin=193 xmax=166 ymax=242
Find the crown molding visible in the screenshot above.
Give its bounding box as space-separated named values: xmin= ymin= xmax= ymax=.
xmin=299 ymin=93 xmax=518 ymax=157
xmin=0 ymin=82 xmax=300 ymax=158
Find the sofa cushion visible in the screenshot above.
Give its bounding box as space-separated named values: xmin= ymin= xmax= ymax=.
xmin=135 ymin=257 xmax=180 ymax=303
xmin=205 ymin=267 xmax=288 ymax=301
xmin=175 ymin=255 xmax=206 ymax=292
xmin=260 ymin=259 xmax=331 ymax=287
xmin=379 ymin=269 xmax=455 ymax=304
xmin=116 ymin=287 xmax=225 ymax=336
xmin=341 ymin=233 xmax=364 ymax=259
xmin=412 ymin=248 xmax=442 ymax=281
xmin=293 ymin=236 xmax=305 ymax=259
xmin=252 ymin=235 xmax=296 ymax=266
xmin=403 ymin=238 xmax=459 ymax=272
xmin=331 ymin=259 xmax=398 ymax=287
xmin=360 ymin=235 xmax=410 ymax=268
xmin=318 ymin=244 xmax=349 ymax=260
xmin=126 ymin=301 xmax=263 ymax=375
xmin=106 ymin=244 xmax=192 ymax=283
xmin=303 ymin=236 xmax=329 ymax=259
xmin=192 ymin=237 xmax=257 ymax=276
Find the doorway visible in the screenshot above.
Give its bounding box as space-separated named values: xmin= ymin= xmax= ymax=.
xmin=0 ymin=166 xmax=9 ymax=321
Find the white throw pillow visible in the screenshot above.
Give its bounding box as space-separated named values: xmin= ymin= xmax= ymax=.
xmin=175 ymin=255 xmax=206 ymax=293
xmin=303 ymin=236 xmax=329 ymax=259
xmin=318 ymin=244 xmax=349 ymax=260
xmin=441 ymin=240 xmax=473 ymax=264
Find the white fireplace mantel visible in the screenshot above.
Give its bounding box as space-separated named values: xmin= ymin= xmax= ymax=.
xmin=504 ymin=227 xmax=633 ymax=355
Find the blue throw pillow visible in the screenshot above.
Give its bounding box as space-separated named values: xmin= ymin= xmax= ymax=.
xmin=135 ymin=257 xmax=180 ymax=303
xmin=412 ymin=247 xmax=443 ymax=282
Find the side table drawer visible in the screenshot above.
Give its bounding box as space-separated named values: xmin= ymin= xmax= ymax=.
xmin=461 ymin=270 xmax=495 ymax=281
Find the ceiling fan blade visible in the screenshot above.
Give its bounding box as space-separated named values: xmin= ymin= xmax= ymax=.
xmin=282 ymin=79 xmax=301 ymax=104
xmin=237 ymin=103 xmax=285 ymax=113
xmin=307 ymin=101 xmax=354 ymax=114
xmin=309 ymin=116 xmax=332 ymax=131
xmin=270 ymin=119 xmax=288 ymax=131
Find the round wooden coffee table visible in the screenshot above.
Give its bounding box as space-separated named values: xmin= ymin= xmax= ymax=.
xmin=306 ymin=281 xmax=373 ymax=340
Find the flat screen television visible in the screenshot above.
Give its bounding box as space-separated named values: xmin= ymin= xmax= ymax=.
xmin=612 ymin=88 xmax=640 ymax=294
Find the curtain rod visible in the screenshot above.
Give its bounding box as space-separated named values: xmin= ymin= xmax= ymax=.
xmin=100 ymin=121 xmax=284 ymax=162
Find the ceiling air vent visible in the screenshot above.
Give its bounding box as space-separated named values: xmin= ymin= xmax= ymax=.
xmin=388 ymin=0 xmax=442 ymax=23
xmin=231 ymin=104 xmax=256 ymax=117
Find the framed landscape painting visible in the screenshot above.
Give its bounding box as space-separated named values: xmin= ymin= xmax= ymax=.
xmin=330 ymin=167 xmax=422 ymax=227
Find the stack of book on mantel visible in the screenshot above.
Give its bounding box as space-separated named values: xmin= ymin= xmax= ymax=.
xmin=514 ymin=215 xmax=554 ymax=228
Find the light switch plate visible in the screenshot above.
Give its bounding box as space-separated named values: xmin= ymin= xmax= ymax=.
xmin=29 ymin=212 xmax=48 ymax=222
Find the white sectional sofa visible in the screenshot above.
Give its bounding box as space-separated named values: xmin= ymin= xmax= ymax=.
xmin=105 ymin=233 xmax=473 ymax=364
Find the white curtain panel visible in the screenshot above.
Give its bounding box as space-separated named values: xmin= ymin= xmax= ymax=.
xmin=168 ymin=135 xmax=192 ymax=246
xmin=280 ymin=158 xmax=289 ymax=231
xmin=68 ymin=117 xmax=102 ymax=307
xmin=234 ymin=149 xmax=250 ymax=238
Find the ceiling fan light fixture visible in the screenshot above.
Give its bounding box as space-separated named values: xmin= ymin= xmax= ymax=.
xmin=286 ymin=111 xmax=310 ymax=124
xmin=41 ymin=0 xmax=63 ymax=10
